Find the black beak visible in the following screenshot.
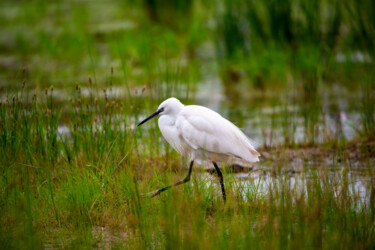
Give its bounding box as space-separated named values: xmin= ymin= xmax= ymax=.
xmin=137 ymin=108 xmax=164 ymax=127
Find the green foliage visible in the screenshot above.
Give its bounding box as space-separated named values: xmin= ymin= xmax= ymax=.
xmin=0 ymin=80 xmax=374 ymax=249
xmin=360 ymin=80 xmax=375 ymax=136
xmin=0 ymin=0 xmax=374 ymax=248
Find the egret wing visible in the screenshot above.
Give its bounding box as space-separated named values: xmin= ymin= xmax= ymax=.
xmin=177 ymin=106 xmax=259 ymax=163
xmin=177 ymin=115 xmax=215 ymax=150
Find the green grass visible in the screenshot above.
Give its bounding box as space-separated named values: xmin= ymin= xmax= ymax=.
xmin=1 ymin=0 xmax=375 ymax=248
xmin=1 ymin=80 xmax=374 ymax=248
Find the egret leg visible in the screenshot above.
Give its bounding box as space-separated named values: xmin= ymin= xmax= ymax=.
xmin=143 ymin=161 xmax=194 ymax=198
xmin=212 ymin=162 xmax=226 ymax=202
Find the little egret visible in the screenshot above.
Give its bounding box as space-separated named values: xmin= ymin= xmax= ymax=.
xmin=138 ymin=97 xmax=260 ymax=201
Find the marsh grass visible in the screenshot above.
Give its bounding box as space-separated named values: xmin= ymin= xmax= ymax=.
xmin=1 ymin=0 xmax=375 ymax=248
xmin=1 ymin=80 xmax=374 ymax=248
xmin=360 ymin=80 xmax=375 ymax=137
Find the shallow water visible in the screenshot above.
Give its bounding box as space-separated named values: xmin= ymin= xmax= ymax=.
xmin=50 ymin=78 xmax=361 ymax=144
xmin=196 ymin=167 xmax=371 ymax=209
xmin=194 ymin=61 xmax=362 ymax=147
xmin=238 ymin=171 xmax=370 ymax=207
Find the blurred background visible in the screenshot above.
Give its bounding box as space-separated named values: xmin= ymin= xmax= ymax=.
xmin=1 ymin=0 xmax=374 ymax=145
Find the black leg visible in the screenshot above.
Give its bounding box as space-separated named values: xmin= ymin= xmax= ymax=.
xmin=143 ymin=160 xmax=194 ymax=198
xmin=213 ymin=161 xmax=226 ymax=202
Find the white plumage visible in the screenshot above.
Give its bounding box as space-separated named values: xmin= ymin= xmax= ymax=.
xmin=157 ymin=98 xmax=260 ymax=165
xmin=138 ymin=97 xmax=260 ymax=200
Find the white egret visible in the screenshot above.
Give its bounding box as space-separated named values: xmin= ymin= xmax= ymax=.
xmin=138 ymin=97 xmax=260 ymax=201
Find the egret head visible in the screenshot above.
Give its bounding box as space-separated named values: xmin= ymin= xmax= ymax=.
xmin=137 ymin=97 xmax=184 ymax=127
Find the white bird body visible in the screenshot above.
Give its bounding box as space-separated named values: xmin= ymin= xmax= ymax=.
xmin=138 ymin=97 xmax=260 ymax=200
xmin=157 ymin=98 xmax=260 ymax=165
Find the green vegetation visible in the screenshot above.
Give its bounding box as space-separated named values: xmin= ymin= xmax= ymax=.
xmin=1 ymin=0 xmax=374 ymax=248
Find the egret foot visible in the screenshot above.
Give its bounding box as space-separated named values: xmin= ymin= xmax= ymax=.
xmin=141 ymin=161 xmax=194 ymax=198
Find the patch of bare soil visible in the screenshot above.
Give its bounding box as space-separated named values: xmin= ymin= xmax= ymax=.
xmin=261 ymin=137 xmax=374 ymax=169
xmin=207 ymin=137 xmax=375 ymax=174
